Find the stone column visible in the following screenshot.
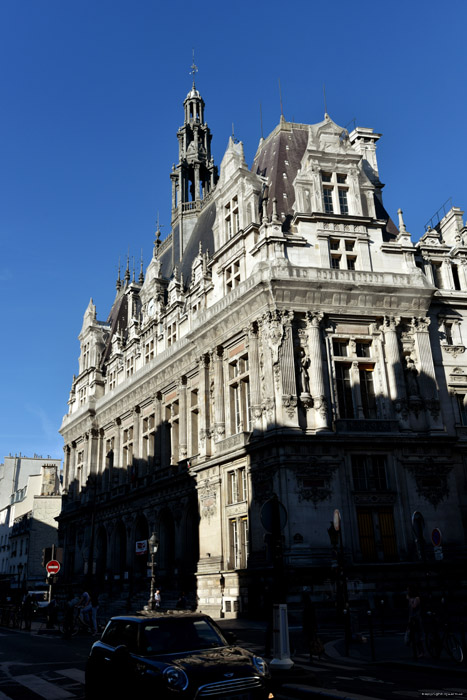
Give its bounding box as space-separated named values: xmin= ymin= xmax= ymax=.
xmin=279 ymin=311 xmax=299 ymax=427
xmin=153 ymin=393 xmax=162 ymax=469
xmin=381 ymin=316 xmax=409 ymax=426
xmin=88 ymin=428 xmax=99 ymax=476
xmin=63 ymin=445 xmax=71 ymax=493
xmin=412 ymin=317 xmax=443 ymax=430
xmin=259 ymin=312 xmax=279 ymax=429
xmin=213 ymin=346 xmax=225 ymax=442
xmin=194 ymin=164 xmax=200 ymax=202
xmin=350 ymin=360 xmax=364 ymax=419
xmin=247 ymin=323 xmax=262 ymax=432
xmin=114 ymin=418 xmax=121 ymax=486
xmin=305 ymin=311 xmax=330 ymax=430
xmin=179 ymin=377 xmax=188 ymax=460
xmin=198 ymin=354 xmax=212 ymax=458
xmin=132 ymin=406 xmax=140 ymax=478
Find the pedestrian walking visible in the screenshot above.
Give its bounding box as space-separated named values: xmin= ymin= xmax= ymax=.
xmin=21 ymin=591 xmax=34 ymax=630
xmin=90 ymin=589 xmax=99 ymax=635
xmin=302 ymin=591 xmax=324 ymax=661
xmin=155 ymin=589 xmax=161 ymax=609
xmin=406 ymin=585 xmax=427 ymax=658
xmin=176 ymin=592 xmax=187 ymax=609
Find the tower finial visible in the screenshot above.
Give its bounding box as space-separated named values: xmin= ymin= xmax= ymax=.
xmin=139 ymin=249 xmax=144 ymax=284
xmin=116 ymin=257 xmax=121 ymax=291
xmin=323 ymin=83 xmax=328 ymax=118
xmin=154 ymin=212 xmax=163 ymax=258
xmin=190 ymin=48 xmax=198 ymax=88
xmin=124 ymin=251 xmax=130 ymax=285
xmin=132 ymin=256 xmax=136 ymax=283
xmin=398 ymin=208 xmax=407 ymax=234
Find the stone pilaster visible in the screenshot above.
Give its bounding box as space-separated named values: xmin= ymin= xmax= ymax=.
xmin=153 ymin=392 xmax=162 ymax=469
xmin=247 ymin=323 xmax=262 ymax=432
xmin=63 ymin=445 xmax=71 ymax=493
xmin=381 ymin=316 xmax=409 ymax=426
xmin=279 ymin=311 xmax=299 ymax=426
xmin=412 ymin=317 xmax=443 ymax=430
xmin=179 ymin=377 xmax=188 ymax=460
xmin=132 ymin=405 xmax=141 ymax=476
xmin=198 ymin=354 xmax=212 ymax=458
xmin=305 ymin=311 xmax=330 ymax=431
xmin=213 ymin=346 xmax=225 ymax=441
xmin=88 ymin=428 xmax=99 ymax=476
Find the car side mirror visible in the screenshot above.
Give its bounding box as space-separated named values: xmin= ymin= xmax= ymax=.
xmin=224 ymin=632 xmax=237 ymax=644
xmin=113 ymin=645 xmax=131 ymax=663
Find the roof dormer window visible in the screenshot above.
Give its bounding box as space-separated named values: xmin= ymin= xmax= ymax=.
xmin=321 ymin=172 xmax=350 ymax=216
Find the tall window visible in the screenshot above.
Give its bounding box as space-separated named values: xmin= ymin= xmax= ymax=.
xmin=144 ymin=339 xmax=154 ymax=364
xmin=432 ymin=262 xmax=443 ymax=288
xmin=228 ymin=356 xmax=250 ymax=433
xmin=82 ymin=343 xmax=90 ymax=370
xmin=108 ymin=370 xmax=116 ymax=391
xmin=229 ymin=516 xmax=248 ymax=569
xmin=328 ymin=238 xmax=357 ymax=270
xmin=190 ymin=389 xmax=199 ymax=456
xmin=227 ymin=467 xmax=247 ymax=504
xmin=225 ymin=261 xmax=241 ymax=292
xmin=78 ymin=386 xmax=87 ymax=406
xmin=122 ymin=427 xmax=133 ymax=471
xmin=142 ymin=414 xmax=156 ymax=469
xmin=224 ymin=196 xmax=240 ymax=239
xmin=352 ymin=455 xmax=388 ymax=491
xmin=321 ymin=172 xmax=350 ymax=215
xmin=456 ymin=394 xmax=467 ymax=425
xmin=167 ymin=322 xmax=177 ymax=347
xmin=126 ymin=356 xmax=134 ymax=378
xmin=332 ymin=339 xmax=377 ymax=419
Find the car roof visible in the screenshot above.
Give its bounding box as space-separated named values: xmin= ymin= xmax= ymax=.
xmin=109 ymin=613 xmax=211 ymax=623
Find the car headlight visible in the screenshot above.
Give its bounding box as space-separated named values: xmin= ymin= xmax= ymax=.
xmin=252 ymin=655 xmax=268 ymax=675
xmin=163 ymin=666 xmax=189 ymax=691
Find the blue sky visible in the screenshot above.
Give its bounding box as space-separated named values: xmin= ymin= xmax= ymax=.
xmin=1 ymin=0 xmax=466 ymax=463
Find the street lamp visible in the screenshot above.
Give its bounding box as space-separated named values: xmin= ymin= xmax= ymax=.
xmin=148 ymin=532 xmax=159 ymax=612
xmin=17 ymin=563 xmax=24 ymax=603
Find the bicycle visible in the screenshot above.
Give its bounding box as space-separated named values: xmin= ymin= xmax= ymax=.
xmin=61 ymin=606 xmax=104 ymax=638
xmin=425 ymin=611 xmax=464 ymax=663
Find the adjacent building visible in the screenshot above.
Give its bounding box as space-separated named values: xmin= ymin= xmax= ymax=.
xmin=0 ymin=455 xmax=62 ymax=594
xmin=58 ymin=78 xmax=467 ymax=616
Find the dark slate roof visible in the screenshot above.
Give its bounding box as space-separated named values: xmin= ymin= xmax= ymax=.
xmin=252 ymin=120 xmax=309 ymax=227
xmin=100 ymin=290 xmax=128 ymax=369
xmin=375 ymin=195 xmax=399 ymax=241
xmin=157 ymin=201 xmax=216 ymax=287
xmin=180 ymin=201 xmax=216 ymax=285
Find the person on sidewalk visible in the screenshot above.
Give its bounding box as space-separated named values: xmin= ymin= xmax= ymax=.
xmin=302 ymin=591 xmax=324 ymax=662
xmin=155 ymin=589 xmax=161 ymax=609
xmin=21 ymin=591 xmax=34 ymax=630
xmin=406 ymin=585 xmax=428 ymax=658
xmin=90 ymin=589 xmax=100 ymax=635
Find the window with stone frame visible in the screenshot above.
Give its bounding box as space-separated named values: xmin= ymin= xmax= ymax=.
xmin=228 ymin=515 xmax=248 ymax=569
xmin=122 ymin=427 xmax=133 ymax=471
xmin=225 ymin=261 xmax=241 ymax=293
xmin=76 ymin=449 xmax=84 ymax=491
xmin=228 ymin=355 xmax=251 ymax=434
xmin=142 ymin=413 xmax=156 ymax=469
xmin=321 ymin=172 xmax=350 ymax=215
xmin=144 ymin=338 xmax=155 ymax=364
xmin=82 ymin=342 xmax=90 ymax=371
xmin=332 ymin=339 xmax=377 ymax=419
xmin=356 ymin=506 xmax=397 ymax=562
xmin=452 ymin=263 xmax=462 ymax=291
xmin=328 ymin=238 xmax=357 ymax=271
xmin=167 ymin=401 xmax=179 ymax=464
xmin=224 ymin=195 xmax=239 ymax=240
xmin=351 ymin=455 xmax=388 ymax=491
xmin=126 ymin=355 xmax=134 ymax=378
xmin=167 ymin=322 xmax=177 ymax=347
xmin=108 ymin=369 xmax=117 ymax=391
xmin=190 ymin=389 xmax=199 ymax=456
xmin=432 ymin=261 xmax=443 ymax=288
xmin=455 ymin=393 xmax=467 ymax=426
xmin=227 ymin=467 xmax=247 ymax=505
xmin=78 ymin=386 xmax=87 ymax=406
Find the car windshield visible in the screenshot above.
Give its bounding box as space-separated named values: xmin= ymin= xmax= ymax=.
xmin=141 ymin=618 xmax=225 ymax=655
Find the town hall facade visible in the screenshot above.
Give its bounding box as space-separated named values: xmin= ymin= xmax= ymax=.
xmin=58 ymin=78 xmax=467 ymax=615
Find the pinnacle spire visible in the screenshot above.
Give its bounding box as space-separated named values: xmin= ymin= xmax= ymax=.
xmin=139 ymin=250 xmax=144 ymax=285
xmin=124 ymin=254 xmax=130 ymax=285
xmin=116 ymin=259 xmax=121 ymax=292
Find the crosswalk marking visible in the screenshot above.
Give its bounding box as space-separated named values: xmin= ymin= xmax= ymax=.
xmin=14 ymin=673 xmax=75 ymax=699
xmin=0 ymin=691 xmax=13 ymax=699
xmin=59 ymin=668 xmax=86 ymax=683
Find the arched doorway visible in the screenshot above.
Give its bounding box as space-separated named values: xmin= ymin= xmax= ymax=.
xmin=95 ymin=526 xmax=108 ymax=584
xmin=158 ymin=509 xmax=175 ymax=585
xmin=133 ymin=516 xmax=149 ymax=589
xmin=112 ymin=521 xmax=127 ymax=584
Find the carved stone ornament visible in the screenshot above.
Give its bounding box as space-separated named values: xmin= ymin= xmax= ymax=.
xmin=292 ymin=461 xmax=339 ymax=506
xmin=215 ymin=423 xmax=225 ymax=438
xmin=403 ymin=459 xmax=453 ymax=508
xmin=263 ymin=310 xmax=285 ymax=365
xmin=251 ymin=467 xmax=278 ymax=503
xmin=425 ymin=398 xmax=440 ymax=420
xmin=199 ymin=479 xmax=217 ymax=521
xmin=393 ymin=398 xmax=409 ymax=420
xmin=262 ymin=397 xmax=274 ymax=421
xmin=300 ymin=392 xmax=313 ymax=410
xmin=282 ymin=394 xmax=297 ymax=418
xmin=442 ymin=345 xmax=466 ymax=358
xmin=313 ymin=395 xmax=328 ymax=419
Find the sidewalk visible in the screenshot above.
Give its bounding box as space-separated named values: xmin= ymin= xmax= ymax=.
xmin=215 ymin=616 xmax=467 ymax=700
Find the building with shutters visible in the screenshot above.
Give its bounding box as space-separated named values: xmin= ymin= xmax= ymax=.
xmin=58 ymin=77 xmax=467 ymax=616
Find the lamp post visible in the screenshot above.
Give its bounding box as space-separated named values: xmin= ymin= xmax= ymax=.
xmin=148 ymin=532 xmax=159 ymax=612
xmin=17 ymin=563 xmax=24 ymax=604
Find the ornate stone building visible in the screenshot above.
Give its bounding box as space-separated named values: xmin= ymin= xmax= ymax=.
xmin=59 ymin=78 xmax=467 ymax=615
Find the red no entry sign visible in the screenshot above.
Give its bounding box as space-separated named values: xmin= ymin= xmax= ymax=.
xmin=46 ymin=560 xmax=60 ymax=575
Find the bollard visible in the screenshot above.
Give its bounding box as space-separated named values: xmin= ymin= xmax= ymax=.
xmin=343 ymin=607 xmax=351 ymax=657
xmin=380 ymin=599 xmax=385 ymax=636
xmin=367 ymin=610 xmax=375 ymax=662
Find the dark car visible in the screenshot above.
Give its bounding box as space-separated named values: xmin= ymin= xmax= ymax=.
xmin=85 ymin=613 xmax=270 ymax=700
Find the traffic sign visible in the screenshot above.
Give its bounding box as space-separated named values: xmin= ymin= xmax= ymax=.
xmin=46 ymin=560 xmax=60 ymax=575
xmin=431 ymin=528 xmax=442 ymax=547
xmin=260 ymin=496 xmax=287 ymax=534
xmin=333 ymin=509 xmax=341 ymax=532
